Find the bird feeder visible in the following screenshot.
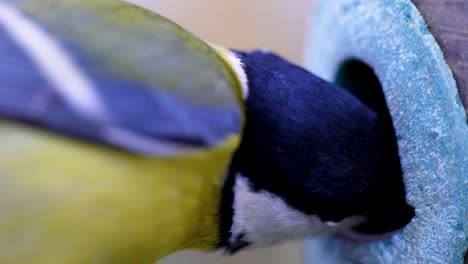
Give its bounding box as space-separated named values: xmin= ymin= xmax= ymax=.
xmin=303 ymin=0 xmax=468 ymax=263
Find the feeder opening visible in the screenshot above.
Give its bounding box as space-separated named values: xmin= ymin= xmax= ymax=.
xmin=335 ymin=59 xmax=414 ymax=237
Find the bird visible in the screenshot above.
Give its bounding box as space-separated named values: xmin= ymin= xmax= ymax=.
xmin=0 ymin=0 xmax=414 ymax=263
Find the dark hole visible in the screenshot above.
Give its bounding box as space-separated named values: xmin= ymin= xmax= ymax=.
xmin=335 ymin=60 xmax=388 ymax=116
xmin=335 ymin=59 xmax=414 ymax=237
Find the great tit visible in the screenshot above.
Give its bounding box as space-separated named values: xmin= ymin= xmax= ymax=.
xmin=0 ymin=0 xmax=413 ymax=263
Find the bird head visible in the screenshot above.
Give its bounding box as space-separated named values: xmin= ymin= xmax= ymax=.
xmin=216 ymin=50 xmax=414 ymax=252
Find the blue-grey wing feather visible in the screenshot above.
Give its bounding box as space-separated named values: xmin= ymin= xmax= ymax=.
xmin=0 ymin=28 xmax=241 ymax=155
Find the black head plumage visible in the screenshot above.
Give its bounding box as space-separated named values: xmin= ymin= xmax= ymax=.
xmin=219 ymin=50 xmax=414 ymax=251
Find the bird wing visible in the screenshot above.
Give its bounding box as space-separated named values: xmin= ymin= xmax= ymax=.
xmin=0 ymin=0 xmax=244 ymax=156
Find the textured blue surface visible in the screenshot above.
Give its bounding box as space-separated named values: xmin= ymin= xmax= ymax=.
xmin=303 ymin=0 xmax=468 ymax=263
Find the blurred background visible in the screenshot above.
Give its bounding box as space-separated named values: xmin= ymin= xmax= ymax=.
xmin=127 ymin=1 xmax=315 ymax=263
xmin=129 ymin=0 xmax=315 ymax=64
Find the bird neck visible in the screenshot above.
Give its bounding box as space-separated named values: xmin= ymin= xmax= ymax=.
xmin=209 ymin=44 xmax=249 ymax=100
xmin=176 ymin=135 xmax=242 ymax=252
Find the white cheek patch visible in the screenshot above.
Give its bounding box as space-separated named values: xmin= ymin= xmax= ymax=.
xmin=230 ymin=174 xmax=365 ymax=248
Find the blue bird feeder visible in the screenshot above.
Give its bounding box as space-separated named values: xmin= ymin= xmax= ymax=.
xmin=303 ymin=0 xmax=468 ymax=263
